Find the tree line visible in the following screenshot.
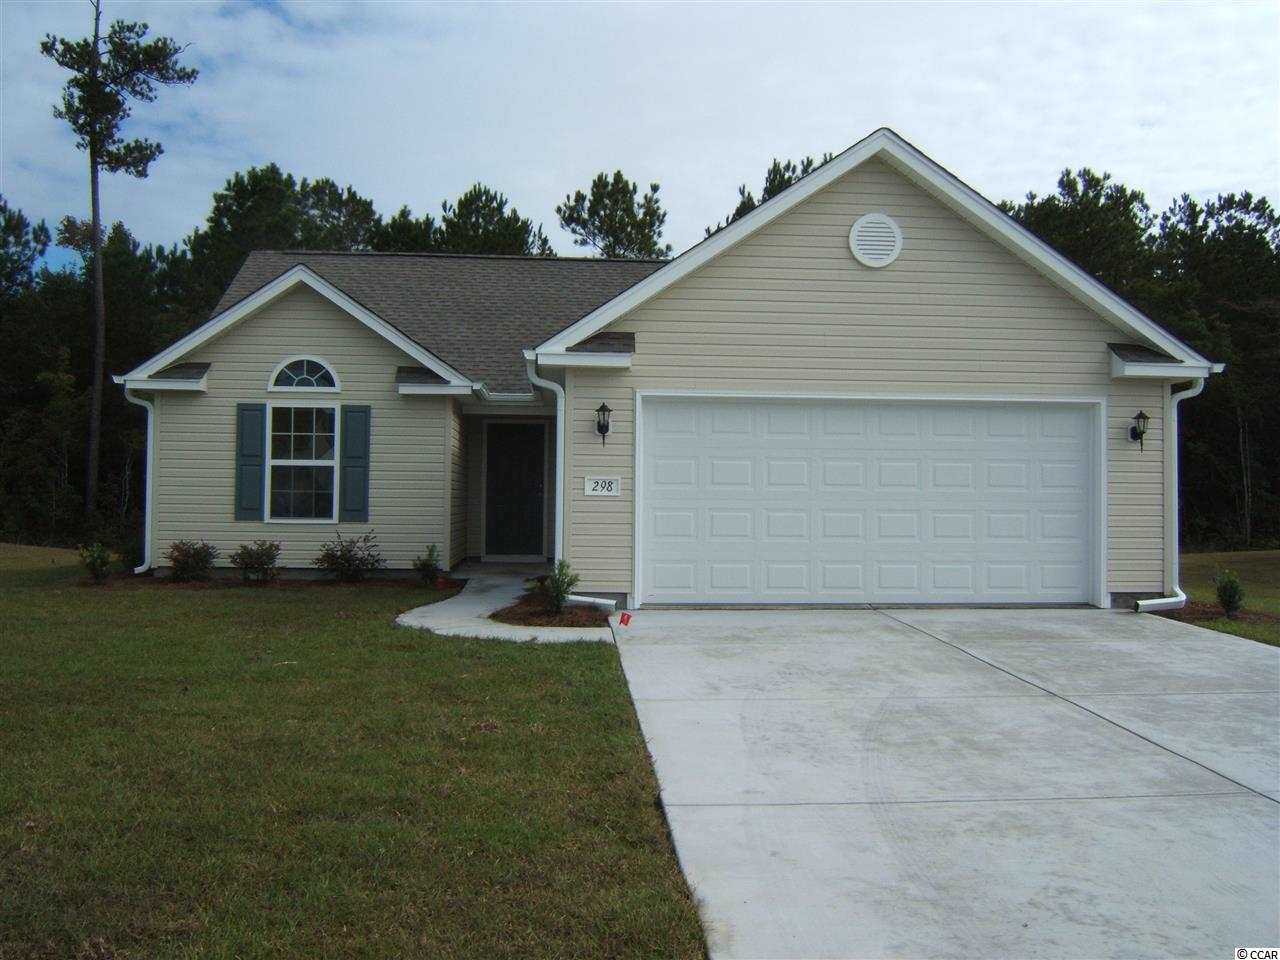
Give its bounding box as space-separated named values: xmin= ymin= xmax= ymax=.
xmin=2 ymin=3 xmax=1276 ymax=557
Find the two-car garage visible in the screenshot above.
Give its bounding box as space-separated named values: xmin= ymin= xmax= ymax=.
xmin=637 ymin=396 xmax=1101 ymax=606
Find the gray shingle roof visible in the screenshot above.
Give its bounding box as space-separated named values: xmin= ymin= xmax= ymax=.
xmin=155 ymin=362 xmax=211 ymax=380
xmin=212 ymin=251 xmax=664 ymax=394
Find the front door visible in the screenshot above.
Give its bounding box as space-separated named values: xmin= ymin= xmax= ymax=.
xmin=485 ymin=421 xmax=546 ymax=557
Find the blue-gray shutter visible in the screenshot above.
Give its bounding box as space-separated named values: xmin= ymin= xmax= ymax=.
xmin=339 ymin=405 xmax=371 ymax=523
xmin=234 ymin=403 xmax=266 ymax=521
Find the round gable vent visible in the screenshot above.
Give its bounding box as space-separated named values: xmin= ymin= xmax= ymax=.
xmin=849 ymin=212 xmax=903 ymax=268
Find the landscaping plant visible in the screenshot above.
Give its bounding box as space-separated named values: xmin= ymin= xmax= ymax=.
xmin=79 ymin=542 xmax=112 ymax=582
xmin=412 ymin=544 xmax=442 ymax=585
xmin=539 ymin=559 xmax=580 ymax=614
xmin=1215 ymin=569 xmax=1244 ymax=619
xmin=229 ymin=540 xmax=281 ymax=583
xmin=164 ymin=540 xmax=219 ymax=582
xmin=313 ymin=531 xmax=384 ymax=582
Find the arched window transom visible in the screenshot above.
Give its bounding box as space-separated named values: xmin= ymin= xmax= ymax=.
xmin=270 ymin=357 xmax=338 ymax=391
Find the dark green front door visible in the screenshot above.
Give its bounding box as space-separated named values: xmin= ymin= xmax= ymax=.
xmin=484 ymin=422 xmax=545 ymax=556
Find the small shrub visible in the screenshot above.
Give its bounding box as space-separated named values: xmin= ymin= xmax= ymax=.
xmin=229 ymin=540 xmax=282 ymax=583
xmin=313 ymin=531 xmax=384 ymax=582
xmin=412 ymin=544 xmax=442 ymax=584
xmin=1214 ymin=569 xmax=1244 ymax=619
xmin=164 ymin=540 xmax=219 ymax=582
xmin=538 ymin=559 xmax=580 ymax=614
xmin=79 ymin=542 xmax=112 ymax=583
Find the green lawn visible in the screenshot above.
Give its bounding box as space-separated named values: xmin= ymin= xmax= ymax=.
xmin=1176 ymin=549 xmax=1280 ymax=647
xmin=0 ymin=545 xmax=702 ymax=959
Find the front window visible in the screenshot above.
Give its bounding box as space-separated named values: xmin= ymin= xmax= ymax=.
xmin=271 ymin=357 xmax=337 ymax=390
xmin=269 ymin=406 xmax=336 ymax=520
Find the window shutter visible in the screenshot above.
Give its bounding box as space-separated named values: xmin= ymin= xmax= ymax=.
xmin=234 ymin=403 xmax=266 ymax=521
xmin=340 ymin=405 xmax=371 ymax=523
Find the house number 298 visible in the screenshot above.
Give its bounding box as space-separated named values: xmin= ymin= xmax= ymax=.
xmin=585 ymin=476 xmax=620 ymax=496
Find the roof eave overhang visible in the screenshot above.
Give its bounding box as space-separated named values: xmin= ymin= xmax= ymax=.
xmin=534 ymin=350 xmax=632 ymax=370
xmin=112 ymin=374 xmax=208 ymax=393
xmin=535 ymin=128 xmax=1213 ymax=370
xmin=1110 ymin=355 xmax=1225 ymax=380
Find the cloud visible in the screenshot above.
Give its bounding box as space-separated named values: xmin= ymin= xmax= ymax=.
xmin=2 ymin=0 xmax=1277 ymax=267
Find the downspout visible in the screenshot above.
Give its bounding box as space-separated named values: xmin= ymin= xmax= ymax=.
xmin=523 ymin=351 xmax=564 ymax=563
xmin=121 ymin=386 xmax=155 ymax=574
xmin=1135 ymin=378 xmax=1205 ymax=613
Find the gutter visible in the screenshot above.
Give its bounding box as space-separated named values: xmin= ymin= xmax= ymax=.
xmin=1135 ymin=377 xmax=1206 ymax=613
xmin=523 ymin=351 xmax=565 ymax=562
xmin=118 ymin=382 xmax=155 ymax=574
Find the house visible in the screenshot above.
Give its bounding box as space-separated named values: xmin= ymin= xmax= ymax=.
xmin=116 ymin=128 xmax=1221 ymax=610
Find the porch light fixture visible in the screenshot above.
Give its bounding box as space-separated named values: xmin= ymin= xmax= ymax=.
xmin=1129 ymin=410 xmax=1150 ymax=450
xmin=595 ymin=403 xmax=612 ymax=445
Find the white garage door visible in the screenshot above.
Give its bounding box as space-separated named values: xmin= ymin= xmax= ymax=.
xmin=638 ymin=398 xmax=1097 ymax=605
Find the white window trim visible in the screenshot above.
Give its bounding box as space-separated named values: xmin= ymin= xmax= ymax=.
xmin=631 ymin=389 xmax=1109 ymax=611
xmin=265 ymin=399 xmax=341 ymax=524
xmin=267 ymin=355 xmax=342 ymax=393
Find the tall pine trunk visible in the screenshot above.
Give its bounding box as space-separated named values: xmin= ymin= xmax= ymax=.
xmin=83 ymin=0 xmax=104 ymax=520
xmin=85 ymin=151 xmax=104 ymax=518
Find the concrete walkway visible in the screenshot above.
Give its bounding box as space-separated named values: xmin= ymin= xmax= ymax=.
xmin=396 ymin=573 xmax=613 ymax=643
xmin=615 ymin=607 xmax=1280 ymax=959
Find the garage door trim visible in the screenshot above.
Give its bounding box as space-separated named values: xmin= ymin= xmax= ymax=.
xmin=633 ymin=390 xmax=1109 ymax=608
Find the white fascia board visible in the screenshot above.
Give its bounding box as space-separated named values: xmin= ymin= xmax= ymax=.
xmin=397 ymin=383 xmax=474 ymax=396
xmin=123 ymin=265 xmax=473 ymax=387
xmin=116 ymin=375 xmax=207 ymax=392
xmin=534 ymin=351 xmax=632 ymax=369
xmin=536 ymin=128 xmax=1211 ymax=369
xmin=1110 ymin=354 xmax=1216 ymax=380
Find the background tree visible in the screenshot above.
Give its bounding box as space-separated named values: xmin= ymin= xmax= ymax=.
xmin=436 ymin=184 xmax=553 ymax=256
xmin=1 ymin=196 xmax=51 ymax=298
xmin=370 ymin=205 xmax=438 ymax=253
xmin=556 ymin=171 xmax=671 ymax=258
xmin=1005 ymin=173 xmax=1280 ymax=549
xmin=40 ymin=0 xmax=197 ymax=519
xmin=706 ymin=154 xmax=833 ymax=235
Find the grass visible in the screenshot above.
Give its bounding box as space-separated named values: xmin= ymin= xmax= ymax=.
xmin=0 ymin=544 xmax=703 ymax=960
xmin=1173 ymin=549 xmax=1280 ymax=647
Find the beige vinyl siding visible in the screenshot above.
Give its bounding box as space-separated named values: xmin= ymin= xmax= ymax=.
xmin=446 ymin=401 xmax=467 ymax=567
xmin=151 ymin=287 xmax=447 ymax=568
xmin=564 ymin=159 xmax=1166 ymax=598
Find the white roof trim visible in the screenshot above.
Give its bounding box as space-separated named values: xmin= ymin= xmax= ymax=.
xmin=536 ymin=128 xmax=1211 ymax=368
xmin=534 ymin=351 xmax=632 ymax=369
xmin=112 ymin=374 xmax=207 ymax=392
xmin=122 ymin=265 xmax=473 ymax=386
xmin=1110 ymin=354 xmax=1222 ymax=380
xmin=397 ymin=383 xmax=475 ymax=396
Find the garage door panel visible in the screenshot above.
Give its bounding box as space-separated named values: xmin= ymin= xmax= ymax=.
xmin=641 ymin=399 xmax=1095 ymax=604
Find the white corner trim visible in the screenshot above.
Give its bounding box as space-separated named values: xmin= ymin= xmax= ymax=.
xmin=536 ymin=128 xmax=1212 ymax=369
xmin=534 ymin=351 xmax=632 ymax=369
xmin=1110 ymin=354 xmax=1215 ymax=380
xmin=1135 ymin=377 xmax=1206 ymax=613
xmin=524 ymin=351 xmax=565 ymax=563
xmin=267 ymin=355 xmax=342 ymax=392
xmin=122 ymin=388 xmax=155 ymax=573
xmin=397 ymin=383 xmax=475 ymax=396
xmin=119 ymin=376 xmax=207 ymax=392
xmin=123 ymin=265 xmax=473 ymax=387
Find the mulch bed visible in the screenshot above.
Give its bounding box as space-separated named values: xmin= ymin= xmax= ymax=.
xmin=490 ymin=591 xmax=611 ymax=628
xmin=1159 ymin=599 xmax=1280 ymax=625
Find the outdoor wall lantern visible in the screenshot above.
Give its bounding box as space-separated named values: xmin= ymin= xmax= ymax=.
xmin=595 ymin=403 xmax=612 ymax=445
xmin=1129 ymin=410 xmax=1150 ymax=451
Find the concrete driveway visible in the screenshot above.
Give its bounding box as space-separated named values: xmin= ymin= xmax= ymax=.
xmin=615 ymin=608 xmax=1280 ymax=959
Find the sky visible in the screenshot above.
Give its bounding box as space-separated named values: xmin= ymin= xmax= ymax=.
xmin=2 ymin=0 xmax=1278 ymax=271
